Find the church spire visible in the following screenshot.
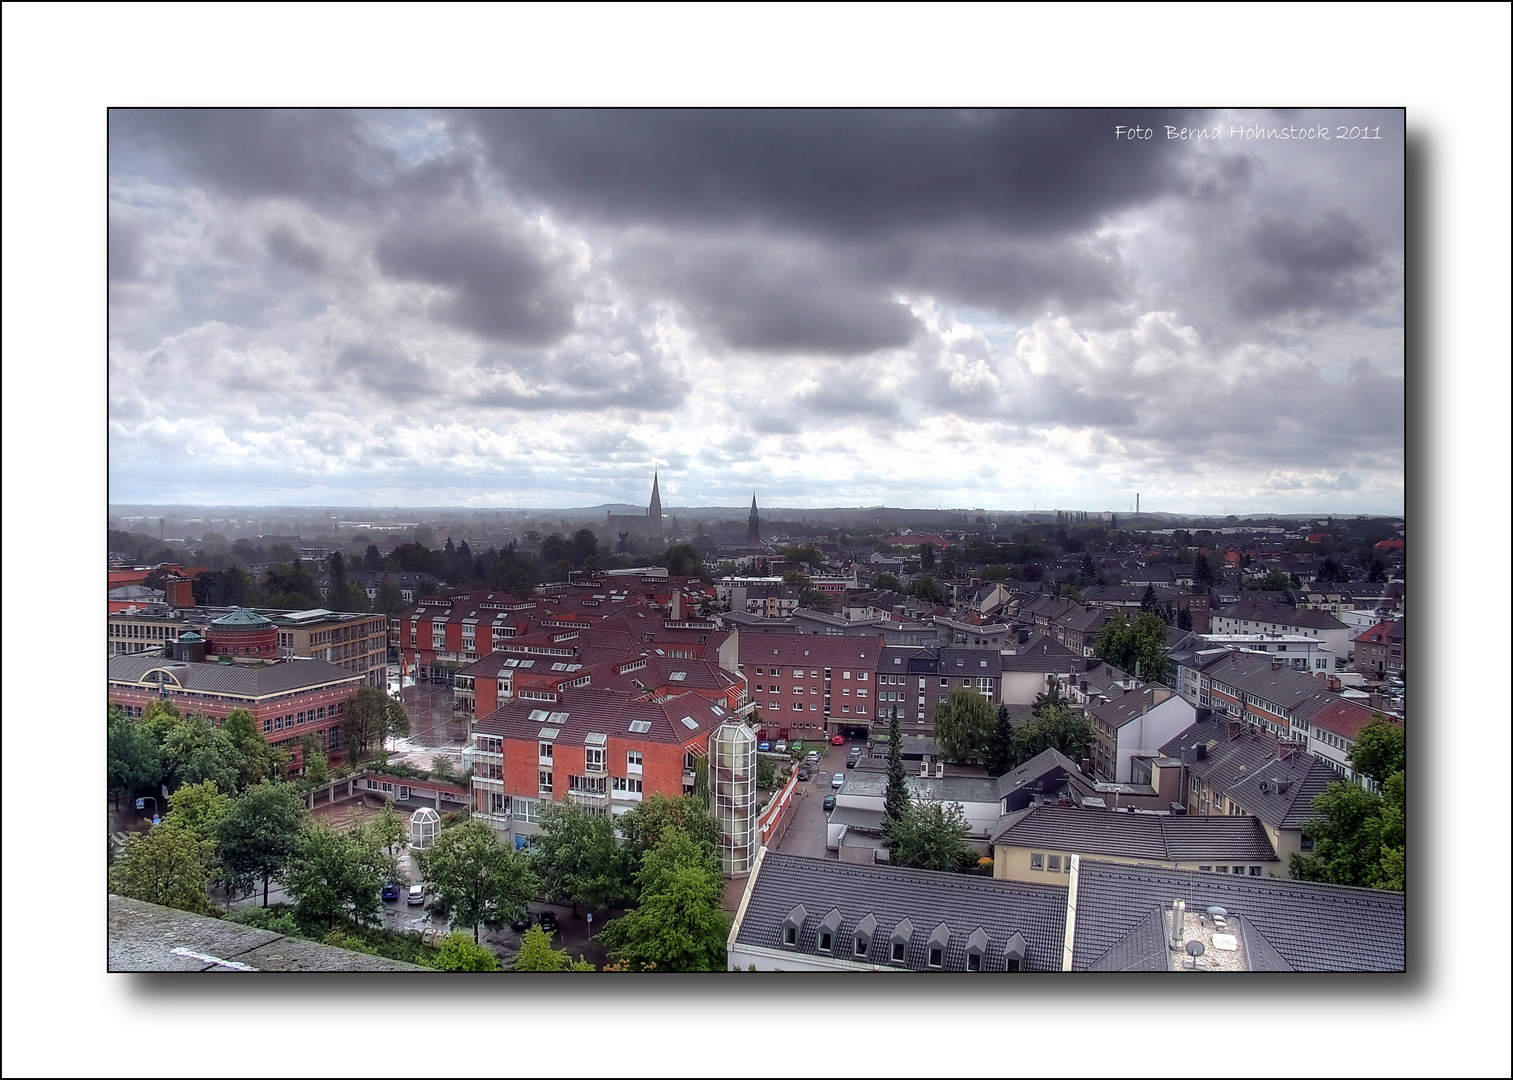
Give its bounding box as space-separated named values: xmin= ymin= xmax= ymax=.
xmin=649 ymin=470 xmax=662 ymax=525
xmin=747 ymin=492 xmax=760 ymax=544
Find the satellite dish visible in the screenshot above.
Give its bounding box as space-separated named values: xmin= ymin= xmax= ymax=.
xmin=1206 ymin=906 xmax=1228 ymax=918
xmin=1185 ymin=939 xmax=1206 ymax=957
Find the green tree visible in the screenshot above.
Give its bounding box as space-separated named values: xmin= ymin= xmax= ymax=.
xmin=217 ymin=781 xmax=308 ymax=906
xmin=430 ymin=932 xmax=503 ymax=972
xmin=1031 ymin=679 xmax=1068 ymax=717
xmin=162 ymin=713 xmax=245 ymax=794
xmin=1192 ymin=552 xmax=1218 ymax=593
xmin=1176 ymin=607 xmax=1194 ymax=631
xmin=1245 ymin=570 xmax=1293 ymax=591
xmin=1289 ymin=781 xmax=1393 ymax=889
xmin=918 ymin=542 xmax=936 ymax=570
xmin=222 ymin=707 xmax=284 ymax=788
xmin=782 ymin=568 xmax=813 ymax=588
xmin=596 ymin=826 xmax=730 ymax=972
xmin=1093 ymin=613 xmax=1171 ymax=683
xmin=798 ymin=587 xmax=833 ymax=613
xmin=418 ymin=820 xmax=539 ymax=942
xmin=298 ymin=733 xmax=329 ymax=785
xmin=882 ymin=708 xmax=910 ymax=846
xmin=343 ymin=685 xmax=411 ymax=763
xmin=872 ymin=572 xmax=902 ymax=593
xmin=371 ymin=799 xmax=407 ymax=859
xmin=933 ymin=688 xmax=996 ymax=763
xmin=374 ymin=579 xmax=407 ymax=614
xmin=886 ymin=799 xmax=975 ymax=873
xmin=616 ymin=794 xmax=722 ymax=881
xmin=533 ymin=802 xmax=631 ymax=915
xmin=511 ymin=924 xmax=594 ymax=972
xmin=1367 ymin=559 xmax=1389 ymax=583
xmin=1349 ymin=717 xmax=1405 ymax=785
xmin=108 ymin=707 xmax=164 ymax=808
xmin=165 ymin=780 xmax=232 ymax=846
xmin=262 ymin=560 xmax=321 ymax=608
xmin=659 ymin=543 xmax=706 ymax=578
xmin=983 ymin=704 xmax=1016 ymax=776
xmin=755 ymin=755 xmax=777 ymax=789
xmin=1140 ymin=585 xmax=1161 ymax=614
xmin=1009 ymin=704 xmax=1094 ymax=769
xmin=907 ymin=575 xmax=946 ymax=605
xmin=283 ymin=820 xmax=388 ymax=929
xmin=109 ymin=823 xmax=216 ymax=914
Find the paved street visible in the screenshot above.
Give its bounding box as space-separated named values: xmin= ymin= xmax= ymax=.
xmin=774 ymin=763 xmax=841 ymax=861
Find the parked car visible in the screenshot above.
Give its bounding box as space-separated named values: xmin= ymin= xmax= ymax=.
xmin=758 ymin=741 xmax=771 ymax=752
xmin=831 ymin=734 xmax=845 ymax=745
xmin=796 ymin=766 xmax=812 ymax=781
xmin=804 ymin=751 xmax=820 ymax=765
xmin=774 ymin=740 xmax=788 ymax=753
xmin=406 ymin=884 xmax=425 ymax=906
xmin=822 ymin=795 xmax=837 ymax=812
xmin=831 ymin=773 xmax=846 ymax=790
xmin=382 ymin=881 xmax=401 ymax=902
xmin=846 ymin=757 xmax=858 ymax=769
xmin=537 ymin=910 xmax=559 ymax=932
xmin=509 ymin=914 xmax=532 ymax=932
xmin=849 ymin=746 xmax=864 ymax=757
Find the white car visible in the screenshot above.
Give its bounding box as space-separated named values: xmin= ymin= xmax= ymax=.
xmin=774 ymin=740 xmax=788 ymax=753
xmin=407 ymin=884 xmax=425 ymax=906
xmin=831 ymin=773 xmax=845 ymax=790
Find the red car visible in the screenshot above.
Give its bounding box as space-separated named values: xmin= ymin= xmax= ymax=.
xmin=831 ymin=734 xmax=844 ymax=745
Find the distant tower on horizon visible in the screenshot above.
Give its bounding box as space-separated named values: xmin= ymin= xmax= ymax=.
xmin=605 ymin=471 xmax=665 ymax=541
xmin=748 ymin=493 xmax=761 ymax=544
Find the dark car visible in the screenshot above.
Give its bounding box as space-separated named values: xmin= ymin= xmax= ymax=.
xmin=537 ymin=910 xmax=559 ymax=932
xmin=846 ymin=757 xmax=858 ymax=768
xmin=382 ymin=881 xmax=401 ymax=902
xmin=509 ymin=914 xmax=532 ymax=933
xmin=822 ymin=795 xmax=837 ymax=812
xmin=796 ymin=765 xmax=812 ymax=781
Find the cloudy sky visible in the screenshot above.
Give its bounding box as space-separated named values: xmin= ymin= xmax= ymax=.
xmin=108 ymin=108 xmax=1404 ymax=514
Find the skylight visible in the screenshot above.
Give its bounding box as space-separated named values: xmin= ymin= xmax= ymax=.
xmin=680 ymin=716 xmax=700 ymax=731
xmin=669 ymin=671 xmax=687 ymax=682
xmin=585 ymin=732 xmax=607 ymax=745
xmin=629 ymin=720 xmax=652 ymax=733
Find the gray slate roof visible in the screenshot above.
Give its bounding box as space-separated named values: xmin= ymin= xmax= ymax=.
xmin=734 ymin=852 xmax=1067 ymax=971
xmin=995 ymin=747 xmax=1091 ymax=799
xmin=1072 ymin=860 xmax=1403 ymax=971
xmin=991 ymin=805 xmax=1278 ymax=862
xmin=1159 ymin=719 xmax=1338 ymax=830
xmin=108 ymin=654 xmax=362 ymax=698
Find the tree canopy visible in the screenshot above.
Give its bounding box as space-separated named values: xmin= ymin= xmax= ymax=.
xmin=282 ymin=819 xmax=388 ymax=929
xmin=343 ymin=686 xmax=410 ymax=763
xmin=1289 ymin=773 xmax=1404 ymax=892
xmin=431 ymin=932 xmax=503 ymax=972
xmin=217 ymin=781 xmax=308 ymax=906
xmin=596 ymin=825 xmax=730 ymax=972
xmin=1093 ymin=613 xmax=1171 ymax=683
xmin=533 ymin=802 xmax=632 ymax=915
xmin=417 ymin=820 xmax=538 ymax=942
xmin=934 ymin=688 xmax=996 ymax=763
xmin=885 ymin=799 xmax=975 ymax=873
xmin=109 ymin=823 xmax=216 ymax=915
xmin=511 ymin=924 xmax=594 ymax=971
xmin=1349 ymin=717 xmax=1405 ymax=785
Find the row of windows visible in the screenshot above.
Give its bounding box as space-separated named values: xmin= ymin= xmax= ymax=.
xmin=754 ymin=667 xmax=871 ymax=681
xmin=1028 ymin=853 xmax=1075 ymax=874
xmin=262 ymin=701 xmax=343 ymax=733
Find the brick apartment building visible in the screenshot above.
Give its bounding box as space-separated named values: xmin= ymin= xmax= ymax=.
xmin=1353 ymin=619 xmax=1405 ymax=677
xmin=469 ymin=687 xmax=738 ymax=840
xmin=108 ymin=606 xmax=389 ymax=687
xmin=108 ymin=654 xmax=365 ymax=773
xmin=738 ymin=635 xmax=886 ymax=741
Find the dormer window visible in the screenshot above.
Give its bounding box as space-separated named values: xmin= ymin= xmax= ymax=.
xmin=816 ymin=908 xmax=842 ymax=954
xmin=927 ymin=923 xmax=950 ymax=969
xmin=966 ymin=926 xmax=989 ymax=972
xmin=782 ymin=903 xmax=807 ymax=949
xmin=1004 ymin=931 xmax=1027 ymax=973
xmin=889 ymin=917 xmax=913 ymax=965
xmin=854 ymin=912 xmax=876 ymax=959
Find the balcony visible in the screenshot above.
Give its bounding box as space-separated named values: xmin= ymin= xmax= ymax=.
xmin=567 ymin=789 xmax=609 ymax=808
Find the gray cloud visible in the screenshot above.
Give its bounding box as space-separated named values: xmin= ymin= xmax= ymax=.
xmin=374 ymin=218 xmax=578 ymax=345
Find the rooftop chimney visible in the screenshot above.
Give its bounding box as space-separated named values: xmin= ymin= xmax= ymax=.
xmin=1168 ymin=899 xmax=1186 ymax=949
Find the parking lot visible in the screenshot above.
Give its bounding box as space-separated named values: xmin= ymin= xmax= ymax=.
xmin=773 ymin=743 xmax=865 ymax=861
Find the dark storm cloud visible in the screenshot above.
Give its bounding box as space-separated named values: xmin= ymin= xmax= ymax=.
xmin=1229 ymin=210 xmax=1394 ymax=321
xmin=265 ymin=223 xmax=326 ymax=275
xmin=110 ymin=109 xmax=480 ymax=217
xmin=458 ymin=109 xmax=1199 ymax=237
xmin=334 ymin=342 xmax=434 ymax=398
xmin=374 ymin=219 xmax=578 ymax=345
xmin=619 ymin=236 xmax=920 ymax=355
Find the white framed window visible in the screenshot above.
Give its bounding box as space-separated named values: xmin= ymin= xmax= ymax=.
xmin=539 ymin=770 xmax=553 ymax=793
xmin=793 ymin=686 xmax=803 ymax=695
xmin=891 ymin=942 xmax=906 ymax=962
xmin=857 ymin=672 xmax=868 ymax=681
xmin=1030 ymin=853 xmax=1044 ymax=870
xmin=818 ymin=932 xmax=833 ymax=953
xmin=928 ymin=948 xmax=943 ymax=969
xmin=1048 ymin=855 xmax=1062 ymax=872
xmin=539 ymin=741 xmax=554 ymax=763
xmin=627 ymin=751 xmax=643 ymax=773
xmin=793 ymin=703 xmax=803 ymax=711
xmin=586 ymin=747 xmax=605 ymax=772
